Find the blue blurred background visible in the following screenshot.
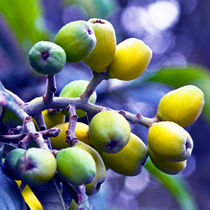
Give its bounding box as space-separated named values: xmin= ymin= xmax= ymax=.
xmin=0 ymin=0 xmax=210 ymax=209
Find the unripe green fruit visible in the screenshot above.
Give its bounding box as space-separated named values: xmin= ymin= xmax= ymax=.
xmin=84 ymin=18 xmax=116 ymax=73
xmin=101 ymin=133 xmax=148 ymax=176
xmin=56 ymin=147 xmax=96 ymax=186
xmin=17 ymin=148 xmax=57 ymax=187
xmin=4 ymin=148 xmax=26 ymax=180
xmin=59 ymin=80 xmax=97 ymax=118
xmin=148 ymin=121 xmax=193 ymax=162
xmin=157 ymin=85 xmax=205 ymax=127
xmin=28 ymin=41 xmax=66 ymax=75
xmin=107 ymin=38 xmax=152 ymax=81
xmin=55 ymin=20 xmax=96 ymax=62
xmin=89 ymin=111 xmax=130 ymax=153
xmin=50 ymin=122 xmax=91 ymax=149
xmin=149 ymin=149 xmax=187 ymax=175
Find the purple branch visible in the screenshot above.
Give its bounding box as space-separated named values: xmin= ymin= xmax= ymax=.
xmin=43 ymin=75 xmax=57 ymax=104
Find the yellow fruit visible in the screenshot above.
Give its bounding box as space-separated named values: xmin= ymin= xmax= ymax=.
xmin=89 ymin=111 xmax=130 ymax=153
xmin=50 ymin=122 xmax=91 ymax=149
xmin=148 ymin=121 xmax=193 ymax=162
xmin=101 ymin=133 xmax=148 ymax=176
xmin=84 ymin=18 xmax=116 ymax=73
xmin=149 ymin=149 xmax=187 ymax=175
xmin=157 ymin=85 xmax=205 ymax=127
xmin=74 ymin=141 xmax=106 ymax=195
xmin=107 ymin=38 xmax=152 ymax=81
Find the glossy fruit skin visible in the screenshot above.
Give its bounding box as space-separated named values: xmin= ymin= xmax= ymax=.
xmin=84 ymin=18 xmax=116 ymax=73
xmin=16 ymin=148 xmax=57 ymax=187
xmin=5 ymin=148 xmax=26 ymax=180
xmin=59 ymin=80 xmax=97 ymax=118
xmin=50 ymin=122 xmax=91 ymax=149
xmin=108 ymin=38 xmax=152 ymax=81
xmin=55 ymin=20 xmax=96 ymax=62
xmin=101 ymin=133 xmax=148 ymax=176
xmin=74 ymin=141 xmax=106 ymax=195
xmin=89 ymin=111 xmax=130 ymax=153
xmin=148 ymin=121 xmax=193 ymax=162
xmin=28 ymin=41 xmax=66 ymax=75
xmin=157 ymin=85 xmax=205 ymax=127
xmin=56 ymin=147 xmax=96 ymax=186
xmin=149 ymin=149 xmax=186 ymax=175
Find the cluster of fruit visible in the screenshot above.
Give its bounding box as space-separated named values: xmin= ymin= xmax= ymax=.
xmin=2 ymin=17 xmax=205 ymax=209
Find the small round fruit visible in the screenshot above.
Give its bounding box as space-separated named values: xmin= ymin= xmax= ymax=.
xmin=148 ymin=121 xmax=193 ymax=162
xmin=157 ymin=85 xmax=205 ymax=127
xmin=107 ymin=38 xmax=152 ymax=81
xmin=89 ymin=111 xmax=130 ymax=153
xmin=4 ymin=148 xmax=26 ymax=180
xmin=17 ymin=148 xmax=57 ymax=187
xmin=56 ymin=147 xmax=96 ymax=186
xmin=59 ymin=80 xmax=97 ymax=118
xmin=28 ymin=41 xmax=66 ymax=75
xmin=149 ymin=149 xmax=187 ymax=175
xmin=55 ymin=20 xmax=96 ymax=62
xmin=50 ymin=122 xmax=91 ymax=149
xmin=101 ymin=133 xmax=148 ymax=176
xmin=84 ymin=18 xmax=116 ymax=73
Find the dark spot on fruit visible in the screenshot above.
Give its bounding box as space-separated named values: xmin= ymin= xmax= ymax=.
xmin=185 ymin=140 xmax=191 ymax=150
xmin=94 ymin=19 xmax=105 ymax=24
xmin=87 ymin=28 xmax=92 ymax=35
xmin=25 ymin=161 xmax=35 ymax=171
xmin=42 ymin=51 xmax=50 ymax=60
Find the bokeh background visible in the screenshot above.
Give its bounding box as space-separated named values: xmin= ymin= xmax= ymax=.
xmin=0 ymin=0 xmax=210 ymax=209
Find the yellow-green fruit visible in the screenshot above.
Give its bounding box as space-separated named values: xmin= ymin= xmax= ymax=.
xmin=157 ymin=85 xmax=205 ymax=127
xmin=56 ymin=147 xmax=96 ymax=186
xmin=74 ymin=141 xmax=106 ymax=195
xmin=107 ymin=38 xmax=152 ymax=81
xmin=68 ymin=200 xmax=77 ymax=210
xmin=59 ymin=80 xmax=97 ymax=118
xmin=89 ymin=111 xmax=130 ymax=153
xmin=84 ymin=18 xmax=116 ymax=73
xmin=149 ymin=149 xmax=186 ymax=175
xmin=101 ymin=133 xmax=148 ymax=176
xmin=16 ymin=148 xmax=57 ymax=187
xmin=148 ymin=121 xmax=193 ymax=162
xmin=50 ymin=122 xmax=91 ymax=149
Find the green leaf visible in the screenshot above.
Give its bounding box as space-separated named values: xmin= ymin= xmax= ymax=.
xmin=0 ymin=164 xmax=26 ymax=210
xmin=144 ymin=158 xmax=197 ymax=210
xmin=141 ymin=65 xmax=210 ymax=122
xmin=31 ymin=179 xmax=66 ymax=210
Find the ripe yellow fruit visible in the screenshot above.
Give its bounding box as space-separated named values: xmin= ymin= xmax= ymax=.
xmin=101 ymin=133 xmax=148 ymax=176
xmin=50 ymin=122 xmax=91 ymax=149
xmin=157 ymin=85 xmax=205 ymax=127
xmin=148 ymin=121 xmax=193 ymax=162
xmin=107 ymin=38 xmax=152 ymax=81
xmin=149 ymin=149 xmax=187 ymax=175
xmin=84 ymin=18 xmax=116 ymax=73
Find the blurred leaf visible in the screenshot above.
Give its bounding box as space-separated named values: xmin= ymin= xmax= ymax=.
xmin=145 ymin=158 xmax=197 ymax=210
xmin=0 ymin=164 xmax=26 ymax=209
xmin=66 ymin=0 xmax=117 ymax=19
xmin=31 ymin=179 xmax=66 ymax=210
xmin=0 ymin=0 xmax=47 ymax=53
xmin=141 ymin=65 xmax=210 ymax=122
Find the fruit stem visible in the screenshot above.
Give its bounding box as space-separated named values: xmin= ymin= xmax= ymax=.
xmin=43 ymin=75 xmax=57 ymax=104
xmin=80 ymin=71 xmax=109 ymax=103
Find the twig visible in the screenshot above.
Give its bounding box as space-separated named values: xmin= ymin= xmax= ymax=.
xmin=33 ymin=112 xmax=47 ymax=131
xmin=43 ymin=75 xmax=57 ymax=104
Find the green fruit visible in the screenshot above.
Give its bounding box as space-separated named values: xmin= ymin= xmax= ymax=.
xmin=157 ymin=85 xmax=205 ymax=127
xmin=59 ymin=80 xmax=97 ymax=118
xmin=17 ymin=148 xmax=57 ymax=187
xmin=55 ymin=20 xmax=96 ymax=62
xmin=74 ymin=141 xmax=106 ymax=195
xmin=101 ymin=133 xmax=148 ymax=176
xmin=50 ymin=122 xmax=91 ymax=149
xmin=107 ymin=38 xmax=152 ymax=81
xmin=149 ymin=149 xmax=187 ymax=175
xmin=148 ymin=121 xmax=193 ymax=162
xmin=89 ymin=111 xmax=130 ymax=153
xmin=84 ymin=18 xmax=116 ymax=73
xmin=28 ymin=41 xmax=66 ymax=75
xmin=4 ymin=148 xmax=26 ymax=180
xmin=56 ymin=147 xmax=96 ymax=186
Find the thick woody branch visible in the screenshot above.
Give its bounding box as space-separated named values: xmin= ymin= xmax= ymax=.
xmin=33 ymin=112 xmax=47 ymax=131
xmin=43 ymin=75 xmax=57 ymax=103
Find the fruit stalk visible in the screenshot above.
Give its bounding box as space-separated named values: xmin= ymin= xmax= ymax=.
xmin=32 ymin=112 xmax=47 ymax=131
xmin=43 ymin=75 xmax=57 ymax=103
